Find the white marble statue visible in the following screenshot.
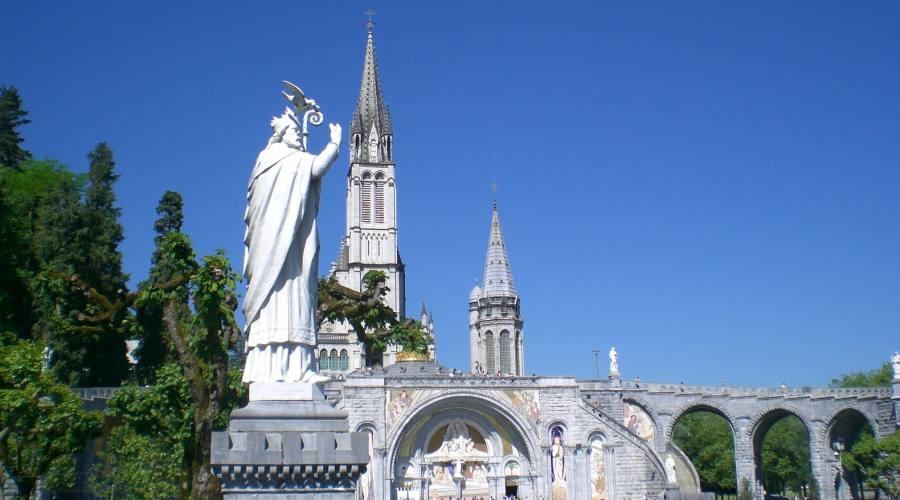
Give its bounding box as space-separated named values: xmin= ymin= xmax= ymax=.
xmin=241 ymin=87 xmax=341 ymax=386
xmin=893 ymin=351 xmax=900 ymax=381
xmin=609 ymin=346 xmax=619 ymax=375
xmin=551 ymin=433 xmax=566 ymax=484
xmin=665 ymin=454 xmax=677 ymax=484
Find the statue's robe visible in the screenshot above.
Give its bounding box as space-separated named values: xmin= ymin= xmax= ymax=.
xmin=241 ymin=141 xmax=321 ymax=383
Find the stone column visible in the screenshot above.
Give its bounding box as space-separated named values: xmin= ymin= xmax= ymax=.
xmin=605 ymin=445 xmax=618 ymax=500
xmin=810 ymin=420 xmax=838 ymax=500
xmin=732 ymin=419 xmax=756 ymax=499
xmin=211 ymin=386 xmax=369 ymax=499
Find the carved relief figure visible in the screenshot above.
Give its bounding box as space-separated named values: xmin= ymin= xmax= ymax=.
xmin=665 ymin=454 xmax=677 ymax=484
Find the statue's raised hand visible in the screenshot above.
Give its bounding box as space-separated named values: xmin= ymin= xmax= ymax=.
xmin=329 ymin=123 xmax=342 ymax=147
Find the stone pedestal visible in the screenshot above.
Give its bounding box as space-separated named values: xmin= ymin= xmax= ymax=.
xmin=211 ymin=384 xmax=369 ymax=499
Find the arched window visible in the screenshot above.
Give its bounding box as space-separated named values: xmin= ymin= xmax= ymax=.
xmin=361 ymin=172 xmax=372 ymax=223
xmin=319 ymin=349 xmax=328 ymax=370
xmin=368 ymin=134 xmax=378 ymax=162
xmin=499 ymin=330 xmax=510 ymax=374
xmin=374 ymin=172 xmax=385 ymax=224
xmin=485 ymin=331 xmax=495 ymax=374
xmin=515 ymin=331 xmax=521 ymax=374
xmin=329 ymin=349 xmax=338 ymax=371
xmin=353 ymin=134 xmax=361 ymax=158
xmin=339 ymin=349 xmax=349 ymax=371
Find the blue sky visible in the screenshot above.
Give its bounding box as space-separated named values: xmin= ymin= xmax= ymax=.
xmin=5 ymin=1 xmax=899 ymax=387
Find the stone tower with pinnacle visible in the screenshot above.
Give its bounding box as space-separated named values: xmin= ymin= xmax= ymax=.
xmin=468 ymin=202 xmax=524 ymax=375
xmin=322 ymin=23 xmax=434 ymax=372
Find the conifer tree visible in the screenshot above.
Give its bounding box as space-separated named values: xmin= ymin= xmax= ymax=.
xmin=135 ymin=191 xmax=185 ymax=383
xmin=0 ymin=86 xmax=31 ymax=169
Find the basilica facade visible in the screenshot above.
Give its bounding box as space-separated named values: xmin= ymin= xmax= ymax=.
xmin=320 ymin=26 xmax=897 ymax=500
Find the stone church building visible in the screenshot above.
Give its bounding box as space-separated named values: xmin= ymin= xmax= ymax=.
xmin=315 ymin=26 xmax=900 ymax=500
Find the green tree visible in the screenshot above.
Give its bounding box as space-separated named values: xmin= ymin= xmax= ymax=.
xmin=0 ymin=86 xmax=31 ymax=169
xmin=842 ymin=430 xmax=900 ymax=499
xmin=82 ymin=143 xmax=128 ymax=298
xmin=318 ymin=270 xmax=432 ymax=364
xmin=0 ymin=339 xmax=101 ymax=499
xmin=45 ymin=143 xmax=130 ymax=386
xmin=92 ymin=364 xmax=190 ymax=498
xmin=760 ymin=416 xmax=812 ymax=496
xmin=134 ymin=191 xmax=186 ymax=384
xmin=0 ymin=159 xmax=83 ymax=339
xmin=829 ymin=362 xmax=892 ymax=388
xmin=672 ymin=411 xmax=737 ymax=492
xmin=79 ymin=231 xmax=245 ymax=498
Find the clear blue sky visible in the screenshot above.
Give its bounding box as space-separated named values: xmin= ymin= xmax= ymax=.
xmin=5 ymin=1 xmax=899 ymax=387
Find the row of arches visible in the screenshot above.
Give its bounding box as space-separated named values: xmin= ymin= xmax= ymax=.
xmin=318 ymin=348 xmax=349 ymax=371
xmin=623 ymin=398 xmax=876 ymax=499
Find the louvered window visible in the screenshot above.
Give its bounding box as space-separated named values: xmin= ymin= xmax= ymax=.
xmin=515 ymin=331 xmax=520 ymax=374
xmin=329 ymin=349 xmax=338 ymax=371
xmin=500 ymin=330 xmax=510 ymax=374
xmin=485 ymin=331 xmax=495 ymax=374
xmin=361 ymin=173 xmax=372 ymax=223
xmin=375 ymin=173 xmax=385 ymax=223
xmin=339 ymin=349 xmax=349 ymax=370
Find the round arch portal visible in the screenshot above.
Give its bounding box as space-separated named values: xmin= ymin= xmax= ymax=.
xmin=387 ymin=393 xmax=538 ymax=500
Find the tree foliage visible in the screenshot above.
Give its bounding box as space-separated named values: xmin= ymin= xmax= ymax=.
xmin=829 ymin=362 xmax=893 ymax=388
xmin=843 ymin=430 xmax=900 ymax=499
xmin=134 ymin=191 xmax=187 ymax=384
xmin=760 ymin=415 xmax=812 ymax=496
xmin=86 ymin=231 xmax=245 ymax=499
xmin=0 ymin=339 xmax=101 ymax=498
xmin=0 ymin=85 xmax=31 ymax=169
xmin=318 ymin=270 xmax=432 ymax=364
xmin=672 ymin=411 xmax=736 ymax=492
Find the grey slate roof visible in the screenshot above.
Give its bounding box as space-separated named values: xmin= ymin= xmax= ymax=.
xmin=350 ymin=28 xmax=392 ymax=143
xmin=481 ymin=203 xmax=516 ymax=295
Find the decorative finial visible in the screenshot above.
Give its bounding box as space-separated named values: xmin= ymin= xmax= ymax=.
xmin=365 ymin=8 xmax=376 ymax=32
xmin=490 ymin=182 xmax=498 ymax=209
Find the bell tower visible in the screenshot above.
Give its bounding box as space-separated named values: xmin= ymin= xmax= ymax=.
xmin=468 ymin=202 xmax=524 ymax=375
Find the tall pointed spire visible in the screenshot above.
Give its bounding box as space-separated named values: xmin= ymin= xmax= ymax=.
xmin=351 ymin=23 xmax=392 ymax=162
xmin=482 ymin=202 xmax=516 ymax=295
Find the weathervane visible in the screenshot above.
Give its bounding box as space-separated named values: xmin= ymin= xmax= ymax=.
xmin=281 ymin=81 xmax=324 ymax=151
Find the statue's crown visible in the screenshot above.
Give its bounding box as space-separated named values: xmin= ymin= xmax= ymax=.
xmin=270 ymin=107 xmax=300 ymax=134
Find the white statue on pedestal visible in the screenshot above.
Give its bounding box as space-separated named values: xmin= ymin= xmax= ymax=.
xmin=241 ymin=83 xmax=341 ymax=388
xmin=609 ymin=346 xmax=619 ymax=376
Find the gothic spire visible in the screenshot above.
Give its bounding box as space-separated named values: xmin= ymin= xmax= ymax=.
xmin=351 ymin=25 xmax=392 ymax=161
xmin=481 ymin=202 xmax=516 ymax=295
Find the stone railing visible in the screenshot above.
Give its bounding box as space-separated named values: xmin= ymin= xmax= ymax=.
xmin=577 ymin=380 xmax=891 ymax=399
xmin=72 ymin=387 xmax=122 ymax=400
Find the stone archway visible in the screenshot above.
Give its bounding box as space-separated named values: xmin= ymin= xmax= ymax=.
xmin=749 ymin=407 xmax=814 ymax=499
xmin=387 ymin=393 xmax=538 ymax=500
xmin=825 ymin=407 xmax=875 ymax=500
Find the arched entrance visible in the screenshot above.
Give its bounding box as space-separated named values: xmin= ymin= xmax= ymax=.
xmin=388 ymin=394 xmax=537 ymax=500
xmin=751 ymin=409 xmax=813 ymax=499
xmin=826 ymin=408 xmax=874 ymax=500
xmin=671 ymin=405 xmax=737 ymax=495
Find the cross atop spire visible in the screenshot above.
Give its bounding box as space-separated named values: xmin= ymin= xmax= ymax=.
xmin=351 ymin=22 xmax=392 ymax=160
xmin=364 ymin=8 xmax=376 ymax=32
xmin=482 ymin=202 xmax=516 ymax=295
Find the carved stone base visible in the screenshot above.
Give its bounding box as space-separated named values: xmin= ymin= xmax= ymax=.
xmin=212 ymin=399 xmax=368 ymax=499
